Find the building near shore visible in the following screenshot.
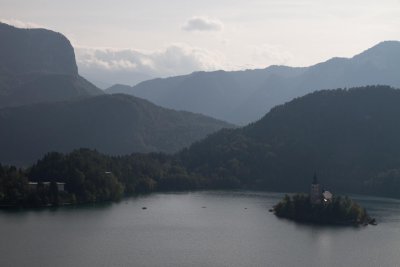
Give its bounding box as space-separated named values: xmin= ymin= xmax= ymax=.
xmin=28 ymin=182 xmax=66 ymax=192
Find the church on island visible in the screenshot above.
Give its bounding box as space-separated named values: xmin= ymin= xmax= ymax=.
xmin=272 ymin=173 xmax=374 ymax=226
xmin=310 ymin=173 xmax=332 ymax=204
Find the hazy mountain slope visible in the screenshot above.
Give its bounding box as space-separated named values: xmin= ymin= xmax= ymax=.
xmin=107 ymin=41 xmax=400 ymax=125
xmin=0 ymin=74 xmax=101 ymax=107
xmin=180 ymin=86 xmax=400 ymax=197
xmin=80 ymin=68 xmax=153 ymax=89
xmin=0 ymin=94 xmax=233 ymax=166
xmin=0 ymin=22 xmax=103 ymax=108
xmin=106 ymin=84 xmax=135 ymax=95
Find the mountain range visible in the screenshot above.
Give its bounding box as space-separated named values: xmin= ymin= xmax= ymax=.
xmin=107 ymin=41 xmax=400 ymax=125
xmin=26 ymin=86 xmax=400 ymax=199
xmin=2 ymin=21 xmax=400 ymax=199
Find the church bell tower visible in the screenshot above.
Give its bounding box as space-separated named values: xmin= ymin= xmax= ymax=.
xmin=310 ymin=173 xmax=321 ymax=204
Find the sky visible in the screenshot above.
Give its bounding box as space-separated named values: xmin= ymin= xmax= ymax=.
xmin=1 ymin=0 xmax=400 ymax=87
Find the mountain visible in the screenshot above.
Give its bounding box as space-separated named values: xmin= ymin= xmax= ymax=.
xmin=0 ymin=22 xmax=103 ymax=108
xmin=179 ymin=86 xmax=400 ymax=198
xmin=107 ymin=41 xmax=400 ymax=125
xmin=0 ymin=93 xmax=233 ymax=166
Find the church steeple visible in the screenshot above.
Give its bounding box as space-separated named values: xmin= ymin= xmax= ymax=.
xmin=310 ymin=172 xmax=321 ymax=204
xmin=312 ymin=172 xmax=318 ymax=185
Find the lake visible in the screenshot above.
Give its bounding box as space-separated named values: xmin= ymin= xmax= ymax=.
xmin=1 ymin=191 xmax=400 ymax=267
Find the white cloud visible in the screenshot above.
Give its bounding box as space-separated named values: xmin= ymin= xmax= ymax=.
xmin=75 ymin=43 xmax=296 ymax=87
xmin=182 ymin=16 xmax=224 ymax=32
xmin=76 ymin=44 xmax=225 ymax=76
xmin=0 ymin=18 xmax=44 ymax=29
xmin=75 ymin=44 xmax=226 ymax=86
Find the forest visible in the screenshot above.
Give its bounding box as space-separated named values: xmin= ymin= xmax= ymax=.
xmin=2 ymin=86 xmax=400 ymax=207
xmin=0 ymin=148 xmax=240 ymax=207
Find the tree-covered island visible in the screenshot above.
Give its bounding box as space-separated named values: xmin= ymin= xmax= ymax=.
xmin=273 ymin=175 xmax=376 ymax=226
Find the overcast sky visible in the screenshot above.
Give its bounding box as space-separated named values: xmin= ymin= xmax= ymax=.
xmin=1 ymin=0 xmax=399 ymax=86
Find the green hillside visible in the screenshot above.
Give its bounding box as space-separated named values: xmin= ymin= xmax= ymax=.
xmin=180 ymin=85 xmax=400 ymax=197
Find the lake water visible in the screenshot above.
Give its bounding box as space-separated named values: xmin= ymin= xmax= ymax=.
xmin=1 ymin=191 xmax=400 ymax=267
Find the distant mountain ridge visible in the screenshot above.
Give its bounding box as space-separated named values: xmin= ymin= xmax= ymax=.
xmin=0 ymin=22 xmax=103 ymax=108
xmin=107 ymin=41 xmax=400 ymax=125
xmin=0 ymin=93 xmax=233 ymax=166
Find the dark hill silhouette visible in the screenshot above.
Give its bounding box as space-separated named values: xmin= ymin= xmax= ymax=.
xmin=107 ymin=41 xmax=400 ymax=125
xmin=180 ymin=86 xmax=400 ymax=198
xmin=0 ymin=93 xmax=233 ymax=166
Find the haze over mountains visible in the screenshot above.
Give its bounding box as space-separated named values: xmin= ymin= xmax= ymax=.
xmin=0 ymin=22 xmax=232 ymax=165
xmin=107 ymin=41 xmax=400 ymax=125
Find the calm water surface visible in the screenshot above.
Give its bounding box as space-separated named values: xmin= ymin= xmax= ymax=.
xmin=1 ymin=191 xmax=400 ymax=267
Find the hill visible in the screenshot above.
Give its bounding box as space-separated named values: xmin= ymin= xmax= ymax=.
xmin=107 ymin=41 xmax=400 ymax=125
xmin=180 ymin=86 xmax=400 ymax=198
xmin=0 ymin=22 xmax=103 ymax=108
xmin=0 ymin=93 xmax=232 ymax=166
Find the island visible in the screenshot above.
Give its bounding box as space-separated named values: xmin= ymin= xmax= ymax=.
xmin=272 ymin=174 xmax=376 ymax=226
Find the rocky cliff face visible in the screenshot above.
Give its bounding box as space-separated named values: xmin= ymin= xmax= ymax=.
xmin=0 ymin=22 xmax=78 ymax=76
xmin=0 ymin=22 xmax=103 ymax=108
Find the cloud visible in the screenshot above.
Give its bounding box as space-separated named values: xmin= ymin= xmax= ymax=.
xmin=76 ymin=44 xmax=224 ymax=76
xmin=0 ymin=18 xmax=44 ymax=29
xmin=75 ymin=44 xmax=225 ymax=86
xmin=182 ymin=16 xmax=223 ymax=32
xmin=75 ymin=43 xmax=294 ymax=87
